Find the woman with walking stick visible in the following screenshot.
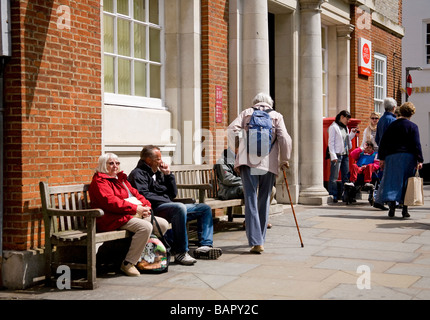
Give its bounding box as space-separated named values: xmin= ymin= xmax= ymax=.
xmin=228 ymin=93 xmax=292 ymax=254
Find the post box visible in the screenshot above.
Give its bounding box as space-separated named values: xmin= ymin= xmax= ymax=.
xmin=323 ymin=117 xmax=361 ymax=185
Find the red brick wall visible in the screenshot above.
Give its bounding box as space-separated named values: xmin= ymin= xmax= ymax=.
xmin=3 ymin=0 xmax=102 ymax=250
xmin=350 ymin=2 xmax=403 ymax=136
xmin=201 ymin=0 xmax=229 ymax=164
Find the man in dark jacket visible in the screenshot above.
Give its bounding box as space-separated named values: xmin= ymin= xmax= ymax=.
xmin=214 ymin=148 xmax=244 ymax=200
xmin=373 ymin=97 xmax=397 ymax=210
xmin=128 ymin=145 xmax=222 ymax=265
xmin=375 ymin=97 xmax=397 ymax=146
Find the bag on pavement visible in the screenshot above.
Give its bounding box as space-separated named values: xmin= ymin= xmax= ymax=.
xmin=136 ymin=234 xmax=169 ymax=273
xmin=404 ymin=169 xmax=424 ymax=206
xmin=135 ymin=211 xmax=171 ymax=273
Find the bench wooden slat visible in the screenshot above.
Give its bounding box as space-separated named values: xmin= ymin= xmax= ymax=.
xmin=52 ymin=230 xmax=88 ymax=242
xmin=95 ymin=230 xmax=130 ymax=242
xmin=52 ymin=229 xmax=131 ymax=243
xmin=52 ymin=262 xmax=88 ymax=270
xmin=205 ymin=198 xmax=243 ymax=209
xmin=170 ymin=165 xmax=244 ymax=222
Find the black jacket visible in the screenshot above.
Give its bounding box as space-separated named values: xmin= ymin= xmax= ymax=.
xmin=128 ymin=160 xmax=178 ymax=210
xmin=214 ymin=148 xmax=243 ymax=200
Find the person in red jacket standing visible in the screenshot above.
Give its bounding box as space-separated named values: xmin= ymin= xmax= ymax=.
xmin=89 ymin=153 xmax=169 ymax=276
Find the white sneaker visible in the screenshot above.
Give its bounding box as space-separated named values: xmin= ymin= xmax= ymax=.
xmin=344 ymin=182 xmax=354 ymax=187
xmin=175 ymin=252 xmax=197 ymax=265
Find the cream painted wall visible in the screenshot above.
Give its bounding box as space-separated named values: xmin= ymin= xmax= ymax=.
xmin=402 ymin=0 xmax=430 ymax=164
xmin=103 ymin=105 xmax=173 ymax=174
xmin=102 ymin=0 xmax=203 ymax=173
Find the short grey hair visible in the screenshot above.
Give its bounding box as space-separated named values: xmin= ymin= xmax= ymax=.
xmin=95 ymin=153 xmax=119 ymax=174
xmin=252 ymin=92 xmax=274 ymax=108
xmin=140 ymin=145 xmax=160 ymax=160
xmin=383 ymin=98 xmax=397 ymax=112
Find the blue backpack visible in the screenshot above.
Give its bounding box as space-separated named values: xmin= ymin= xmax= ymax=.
xmin=246 ymin=107 xmax=276 ymax=157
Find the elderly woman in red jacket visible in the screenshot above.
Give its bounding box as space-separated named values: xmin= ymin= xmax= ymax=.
xmin=89 ymin=153 xmax=169 ymax=277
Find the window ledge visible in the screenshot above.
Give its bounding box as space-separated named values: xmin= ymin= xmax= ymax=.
xmin=104 ymin=93 xmax=165 ymax=110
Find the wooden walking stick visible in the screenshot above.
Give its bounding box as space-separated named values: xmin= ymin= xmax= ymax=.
xmin=282 ymin=167 xmax=304 ymax=248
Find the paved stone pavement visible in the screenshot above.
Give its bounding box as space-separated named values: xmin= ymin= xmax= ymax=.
xmin=1 ymin=186 xmax=430 ymax=301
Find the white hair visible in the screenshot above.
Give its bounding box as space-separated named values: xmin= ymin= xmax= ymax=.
xmin=383 ymin=98 xmax=397 ymax=112
xmin=252 ymin=92 xmax=273 ymax=108
xmin=95 ymin=153 xmax=119 ymax=174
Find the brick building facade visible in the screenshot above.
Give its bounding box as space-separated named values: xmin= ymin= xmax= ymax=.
xmin=350 ymin=2 xmax=403 ymax=123
xmin=3 ymin=1 xmax=103 ymax=252
xmin=201 ymin=0 xmax=229 ymax=163
xmin=0 ymin=0 xmax=403 ymax=289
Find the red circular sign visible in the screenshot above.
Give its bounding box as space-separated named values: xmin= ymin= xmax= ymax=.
xmin=362 ymin=43 xmax=370 ymax=64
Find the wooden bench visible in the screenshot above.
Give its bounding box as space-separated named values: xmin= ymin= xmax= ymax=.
xmin=39 ymin=181 xmax=131 ymax=289
xmin=170 ymin=164 xmax=244 ymax=221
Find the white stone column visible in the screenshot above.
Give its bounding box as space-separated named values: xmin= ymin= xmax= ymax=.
xmin=164 ymin=0 xmax=202 ymax=165
xmin=337 ymin=24 xmax=354 ymax=113
xmin=298 ymin=0 xmax=328 ymax=204
xmin=241 ymin=0 xmax=270 ymax=107
xmin=229 ymin=0 xmax=242 ymax=121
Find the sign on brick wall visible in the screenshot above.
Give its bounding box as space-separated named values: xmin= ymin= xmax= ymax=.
xmin=216 ymin=86 xmax=223 ymax=123
xmin=358 ymin=38 xmax=372 ymax=76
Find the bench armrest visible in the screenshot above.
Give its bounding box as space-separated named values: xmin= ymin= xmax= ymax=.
xmin=176 ymin=184 xmax=212 ymax=203
xmin=46 ymin=208 xmax=104 ymax=218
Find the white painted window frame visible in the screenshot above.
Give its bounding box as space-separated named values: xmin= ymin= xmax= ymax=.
xmin=103 ymin=0 xmax=165 ymax=110
xmin=374 ymin=53 xmax=387 ymax=114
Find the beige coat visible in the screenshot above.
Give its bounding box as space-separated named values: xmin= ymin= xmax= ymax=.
xmin=228 ymin=103 xmax=292 ymax=176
